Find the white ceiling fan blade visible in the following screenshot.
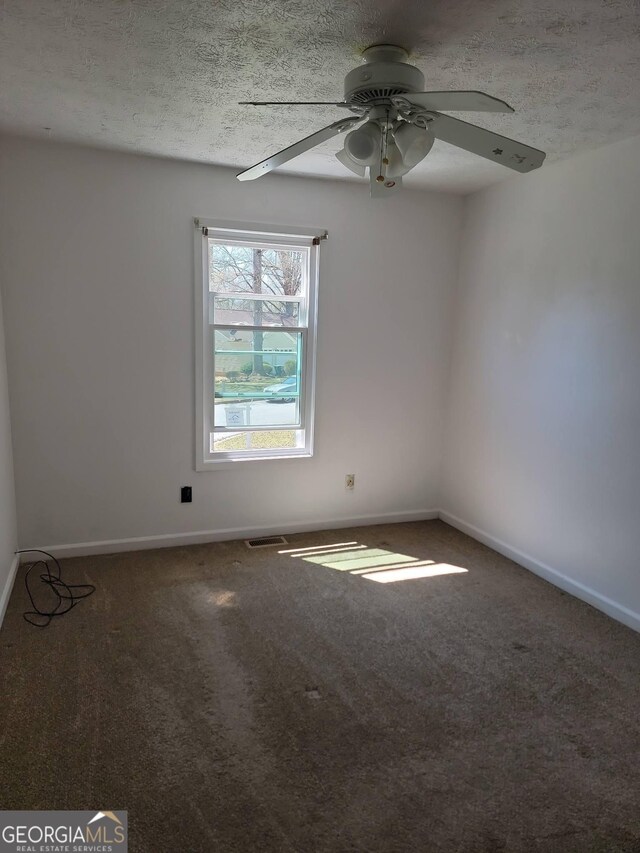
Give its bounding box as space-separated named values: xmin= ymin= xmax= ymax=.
xmin=393 ymin=92 xmax=514 ymax=113
xmin=369 ymin=172 xmax=403 ymax=198
xmin=236 ymin=116 xmax=363 ymax=181
xmin=240 ymin=101 xmax=355 ymax=107
xmin=428 ymin=112 xmax=546 ymax=173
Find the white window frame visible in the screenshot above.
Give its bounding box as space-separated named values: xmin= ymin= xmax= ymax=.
xmin=194 ymin=219 xmax=320 ymax=469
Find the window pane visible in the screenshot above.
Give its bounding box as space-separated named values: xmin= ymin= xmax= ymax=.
xmin=212 ymin=429 xmax=303 ymax=453
xmin=213 ymin=329 xmax=302 ymax=427
xmin=212 ymin=296 xmax=300 ymax=327
xmin=210 ymin=243 xmax=305 ymax=300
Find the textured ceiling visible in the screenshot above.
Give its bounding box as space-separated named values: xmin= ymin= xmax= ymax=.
xmin=2 ymin=0 xmax=640 ymax=193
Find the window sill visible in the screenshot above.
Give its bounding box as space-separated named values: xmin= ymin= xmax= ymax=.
xmin=195 ymin=451 xmax=313 ymax=471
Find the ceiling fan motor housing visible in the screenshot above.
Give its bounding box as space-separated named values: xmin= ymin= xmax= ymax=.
xmin=344 ymin=45 xmax=425 ymax=105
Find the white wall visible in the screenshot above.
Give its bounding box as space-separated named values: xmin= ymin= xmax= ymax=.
xmin=0 ymin=272 xmax=18 ymax=619
xmin=0 ymin=136 xmax=462 ymax=552
xmin=2 ymin=131 xmax=639 ymax=631
xmin=442 ymin=134 xmax=640 ymax=629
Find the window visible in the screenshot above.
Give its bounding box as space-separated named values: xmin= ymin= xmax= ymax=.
xmin=195 ymin=220 xmax=320 ymax=467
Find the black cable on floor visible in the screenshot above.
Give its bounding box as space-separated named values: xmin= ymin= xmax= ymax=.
xmin=16 ymin=549 xmax=96 ymax=627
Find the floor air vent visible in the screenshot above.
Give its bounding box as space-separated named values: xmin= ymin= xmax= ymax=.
xmin=245 ymin=535 xmax=288 ymax=549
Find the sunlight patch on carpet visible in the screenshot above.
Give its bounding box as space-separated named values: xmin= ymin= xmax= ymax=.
xmin=362 ymin=563 xmax=468 ymax=583
xmin=281 ymin=542 xmax=469 ymax=584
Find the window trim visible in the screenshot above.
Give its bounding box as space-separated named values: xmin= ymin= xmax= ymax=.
xmin=194 ymin=218 xmax=320 ymax=470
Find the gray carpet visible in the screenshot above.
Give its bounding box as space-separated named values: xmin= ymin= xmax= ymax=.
xmin=1 ymin=520 xmax=639 ymax=852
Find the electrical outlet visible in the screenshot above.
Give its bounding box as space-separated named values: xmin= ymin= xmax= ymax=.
xmin=181 ymin=486 xmax=192 ymax=503
xmin=345 ymin=474 xmax=355 ymax=490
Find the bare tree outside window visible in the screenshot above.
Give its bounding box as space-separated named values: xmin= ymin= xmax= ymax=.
xmin=210 ymin=246 xmax=302 ymax=308
xmin=210 ymin=244 xmax=304 ymax=375
xmin=253 ymin=248 xmax=263 ymax=375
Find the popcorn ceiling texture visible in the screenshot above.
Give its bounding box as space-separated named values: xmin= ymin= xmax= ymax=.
xmin=1 ymin=0 xmax=640 ymax=192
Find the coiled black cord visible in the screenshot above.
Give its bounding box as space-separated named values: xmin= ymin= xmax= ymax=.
xmin=16 ymin=549 xmax=96 ymax=627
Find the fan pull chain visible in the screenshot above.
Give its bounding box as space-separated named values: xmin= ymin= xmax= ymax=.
xmin=377 ymin=111 xmax=390 ymax=183
xmin=376 ymin=125 xmax=385 ymax=183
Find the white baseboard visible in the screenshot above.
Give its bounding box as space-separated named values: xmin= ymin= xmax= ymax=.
xmin=0 ymin=554 xmax=20 ymax=630
xmin=23 ymin=509 xmax=440 ymax=560
xmin=439 ymin=509 xmax=640 ymax=634
xmin=15 ymin=508 xmax=640 ymax=634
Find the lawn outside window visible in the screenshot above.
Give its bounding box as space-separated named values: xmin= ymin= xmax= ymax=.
xmin=195 ymin=219 xmax=320 ymax=468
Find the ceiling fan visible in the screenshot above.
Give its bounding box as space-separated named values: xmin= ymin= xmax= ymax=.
xmin=236 ymin=44 xmax=545 ymax=197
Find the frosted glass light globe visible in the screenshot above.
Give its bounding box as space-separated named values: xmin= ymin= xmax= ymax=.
xmin=344 ymin=122 xmax=382 ymax=166
xmin=394 ymin=123 xmax=435 ymax=168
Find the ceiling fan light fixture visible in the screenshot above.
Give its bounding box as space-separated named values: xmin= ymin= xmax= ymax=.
xmin=335 ymin=147 xmax=366 ymax=176
xmin=236 ymin=44 xmax=546 ymax=192
xmin=394 ymin=122 xmax=435 ymax=168
xmin=344 ymin=121 xmax=382 ymax=166
xmin=384 ymin=138 xmax=411 ymax=178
